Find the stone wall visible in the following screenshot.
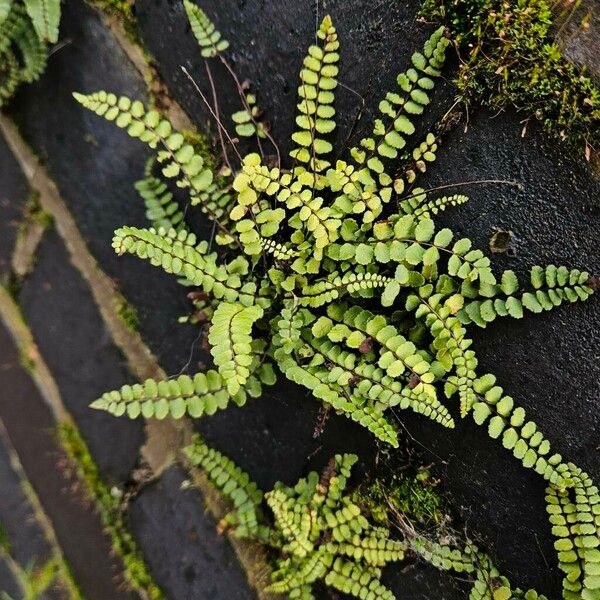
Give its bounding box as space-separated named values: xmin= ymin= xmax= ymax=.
xmin=0 ymin=1 xmax=599 ymax=598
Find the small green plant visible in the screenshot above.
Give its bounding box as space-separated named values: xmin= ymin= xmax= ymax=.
xmin=421 ymin=0 xmax=599 ymax=159
xmin=73 ymin=5 xmax=598 ymax=596
xmin=57 ymin=424 xmax=164 ymax=600
xmin=0 ymin=0 xmax=61 ymax=106
xmin=186 ymin=435 xmax=547 ymax=599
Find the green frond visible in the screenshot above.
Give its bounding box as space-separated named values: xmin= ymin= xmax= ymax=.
xmin=471 ymin=373 xmax=568 ymax=487
xmin=23 ymin=0 xmax=60 ymax=43
xmin=291 ymin=15 xmax=339 ymax=176
xmin=413 ymin=292 xmax=478 ymax=416
xmin=184 ymin=435 xmax=263 ymax=535
xmin=231 ymin=91 xmax=267 ymax=139
xmin=208 ymin=301 xmax=264 ymax=395
xmin=274 ymin=344 xmax=400 ymax=447
xmin=457 ymin=265 xmax=594 ymax=327
xmin=0 ymin=0 xmax=13 ymax=23
xmin=297 ymin=272 xmax=392 ymax=308
xmin=546 ymin=464 xmax=600 ymax=599
xmin=12 ymin=11 xmax=47 ymax=82
xmin=0 ymin=3 xmax=48 ymax=106
xmin=73 ymin=92 xmax=214 ymax=196
xmin=351 ymin=27 xmax=448 ymax=165
xmin=112 ymin=226 xmax=266 ymax=306
xmin=183 ymin=0 xmax=229 ymax=57
xmin=90 ymin=371 xmax=246 ymax=419
xmin=136 ymin=158 xmax=186 ymax=231
xmin=324 ymin=559 xmax=395 ymax=600
xmin=398 ymin=190 xmax=469 ymax=218
xmin=394 ymin=132 xmax=440 ymax=194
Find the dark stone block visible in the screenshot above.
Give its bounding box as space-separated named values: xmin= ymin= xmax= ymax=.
xmin=0 ymin=428 xmax=54 ymax=571
xmin=130 ymin=466 xmax=255 ymax=599
xmin=8 ymin=0 xmax=600 ymax=595
xmin=0 ymin=131 xmax=29 ymax=281
xmin=382 ymin=562 xmax=469 ymax=599
xmin=136 ymin=0 xmax=454 ymax=156
xmin=19 ymin=229 xmax=143 ymax=484
xmin=9 ymin=0 xmax=200 ymax=375
xmin=0 ymin=322 xmax=137 ymax=599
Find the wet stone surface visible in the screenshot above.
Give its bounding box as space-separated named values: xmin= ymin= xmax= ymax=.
xmin=0 ymin=322 xmax=137 ymax=600
xmin=130 ymin=466 xmax=255 ymax=599
xmin=18 ymin=229 xmax=144 ymax=484
xmin=6 ymin=0 xmax=600 ymax=596
xmin=0 ymin=426 xmax=69 ymax=599
xmin=9 ymin=0 xmax=201 ymax=376
xmin=0 ymin=131 xmax=29 ymax=282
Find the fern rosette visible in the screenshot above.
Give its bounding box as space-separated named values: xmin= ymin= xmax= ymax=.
xmin=73 ymin=4 xmax=598 ymax=597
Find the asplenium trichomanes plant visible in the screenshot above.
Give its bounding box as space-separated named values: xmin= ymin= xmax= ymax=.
xmin=185 ymin=435 xmax=548 ymax=599
xmin=0 ymin=0 xmax=61 ymax=106
xmin=73 ymin=4 xmax=599 ymax=597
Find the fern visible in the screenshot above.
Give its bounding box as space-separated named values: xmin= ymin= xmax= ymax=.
xmin=76 ymin=7 xmax=598 ymax=596
xmin=185 ymin=436 xmax=405 ymax=599
xmin=209 ymin=301 xmax=264 ymax=395
xmin=183 ymin=436 xmax=264 ymax=537
xmin=546 ymin=464 xmax=600 ymax=599
xmin=290 ymin=14 xmax=339 ymax=176
xmin=183 ymin=0 xmax=228 ymax=58
xmin=411 ymin=536 xmax=548 ymax=599
xmin=0 ymin=0 xmax=55 ymax=106
xmin=135 ymin=158 xmax=186 ymax=232
xmin=22 ymin=0 xmax=60 ymax=43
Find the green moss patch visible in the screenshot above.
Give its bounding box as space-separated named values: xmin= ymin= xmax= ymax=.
xmin=58 ymin=423 xmax=164 ymax=600
xmin=422 ymin=0 xmax=599 ymax=160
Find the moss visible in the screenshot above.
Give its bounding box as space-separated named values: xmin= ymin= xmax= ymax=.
xmin=354 ymin=467 xmax=445 ymax=529
xmin=422 ymin=0 xmax=599 ymax=161
xmin=21 ymin=192 xmax=53 ymax=229
xmin=89 ymin=0 xmax=139 ymax=44
xmin=115 ymin=293 xmax=139 ymax=332
xmin=57 ymin=423 xmax=165 ymax=600
xmin=0 ymin=521 xmax=81 ymax=600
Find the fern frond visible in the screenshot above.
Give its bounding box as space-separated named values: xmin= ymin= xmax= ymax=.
xmin=398 ymin=188 xmax=469 ymax=217
xmin=297 ymin=273 xmax=393 ymax=308
xmin=324 ymin=559 xmax=395 ymax=600
xmin=351 ymin=26 xmax=448 ymax=165
xmin=291 ymin=15 xmax=339 ymax=176
xmin=412 ymin=292 xmax=478 ymax=416
xmin=209 ymin=301 xmax=264 ymax=395
xmin=183 ymin=0 xmax=228 ymax=57
xmin=274 ymin=345 xmax=399 ymax=447
xmin=90 ymin=371 xmax=245 ymax=419
xmin=301 ymin=327 xmax=454 ymax=429
xmin=184 ymin=435 xmax=263 ymax=535
xmin=12 ymin=13 xmax=47 ymax=82
xmin=0 ymin=47 xmax=20 ymax=104
xmin=112 ymin=226 xmax=265 ymax=307
xmin=471 ymin=373 xmax=568 ymax=487
xmin=0 ymin=3 xmax=48 ymax=106
xmin=394 ymin=132 xmax=440 ymax=194
xmin=73 ymin=92 xmax=214 ymax=196
xmin=0 ymin=0 xmax=13 ymax=24
xmin=135 ymin=158 xmax=186 ymax=231
xmin=458 ymin=265 xmax=594 ymax=327
xmin=23 ymin=0 xmax=60 ymax=43
xmin=546 ymin=463 xmax=600 ymax=599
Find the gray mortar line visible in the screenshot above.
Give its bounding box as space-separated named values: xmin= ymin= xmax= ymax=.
xmin=0 ymin=420 xmax=81 ymax=599
xmin=0 ymin=109 xmax=276 ymax=600
xmin=96 ymin=9 xmax=195 ymax=132
xmin=11 ymin=218 xmax=47 ymax=279
xmin=0 ymin=285 xmax=69 ymax=424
